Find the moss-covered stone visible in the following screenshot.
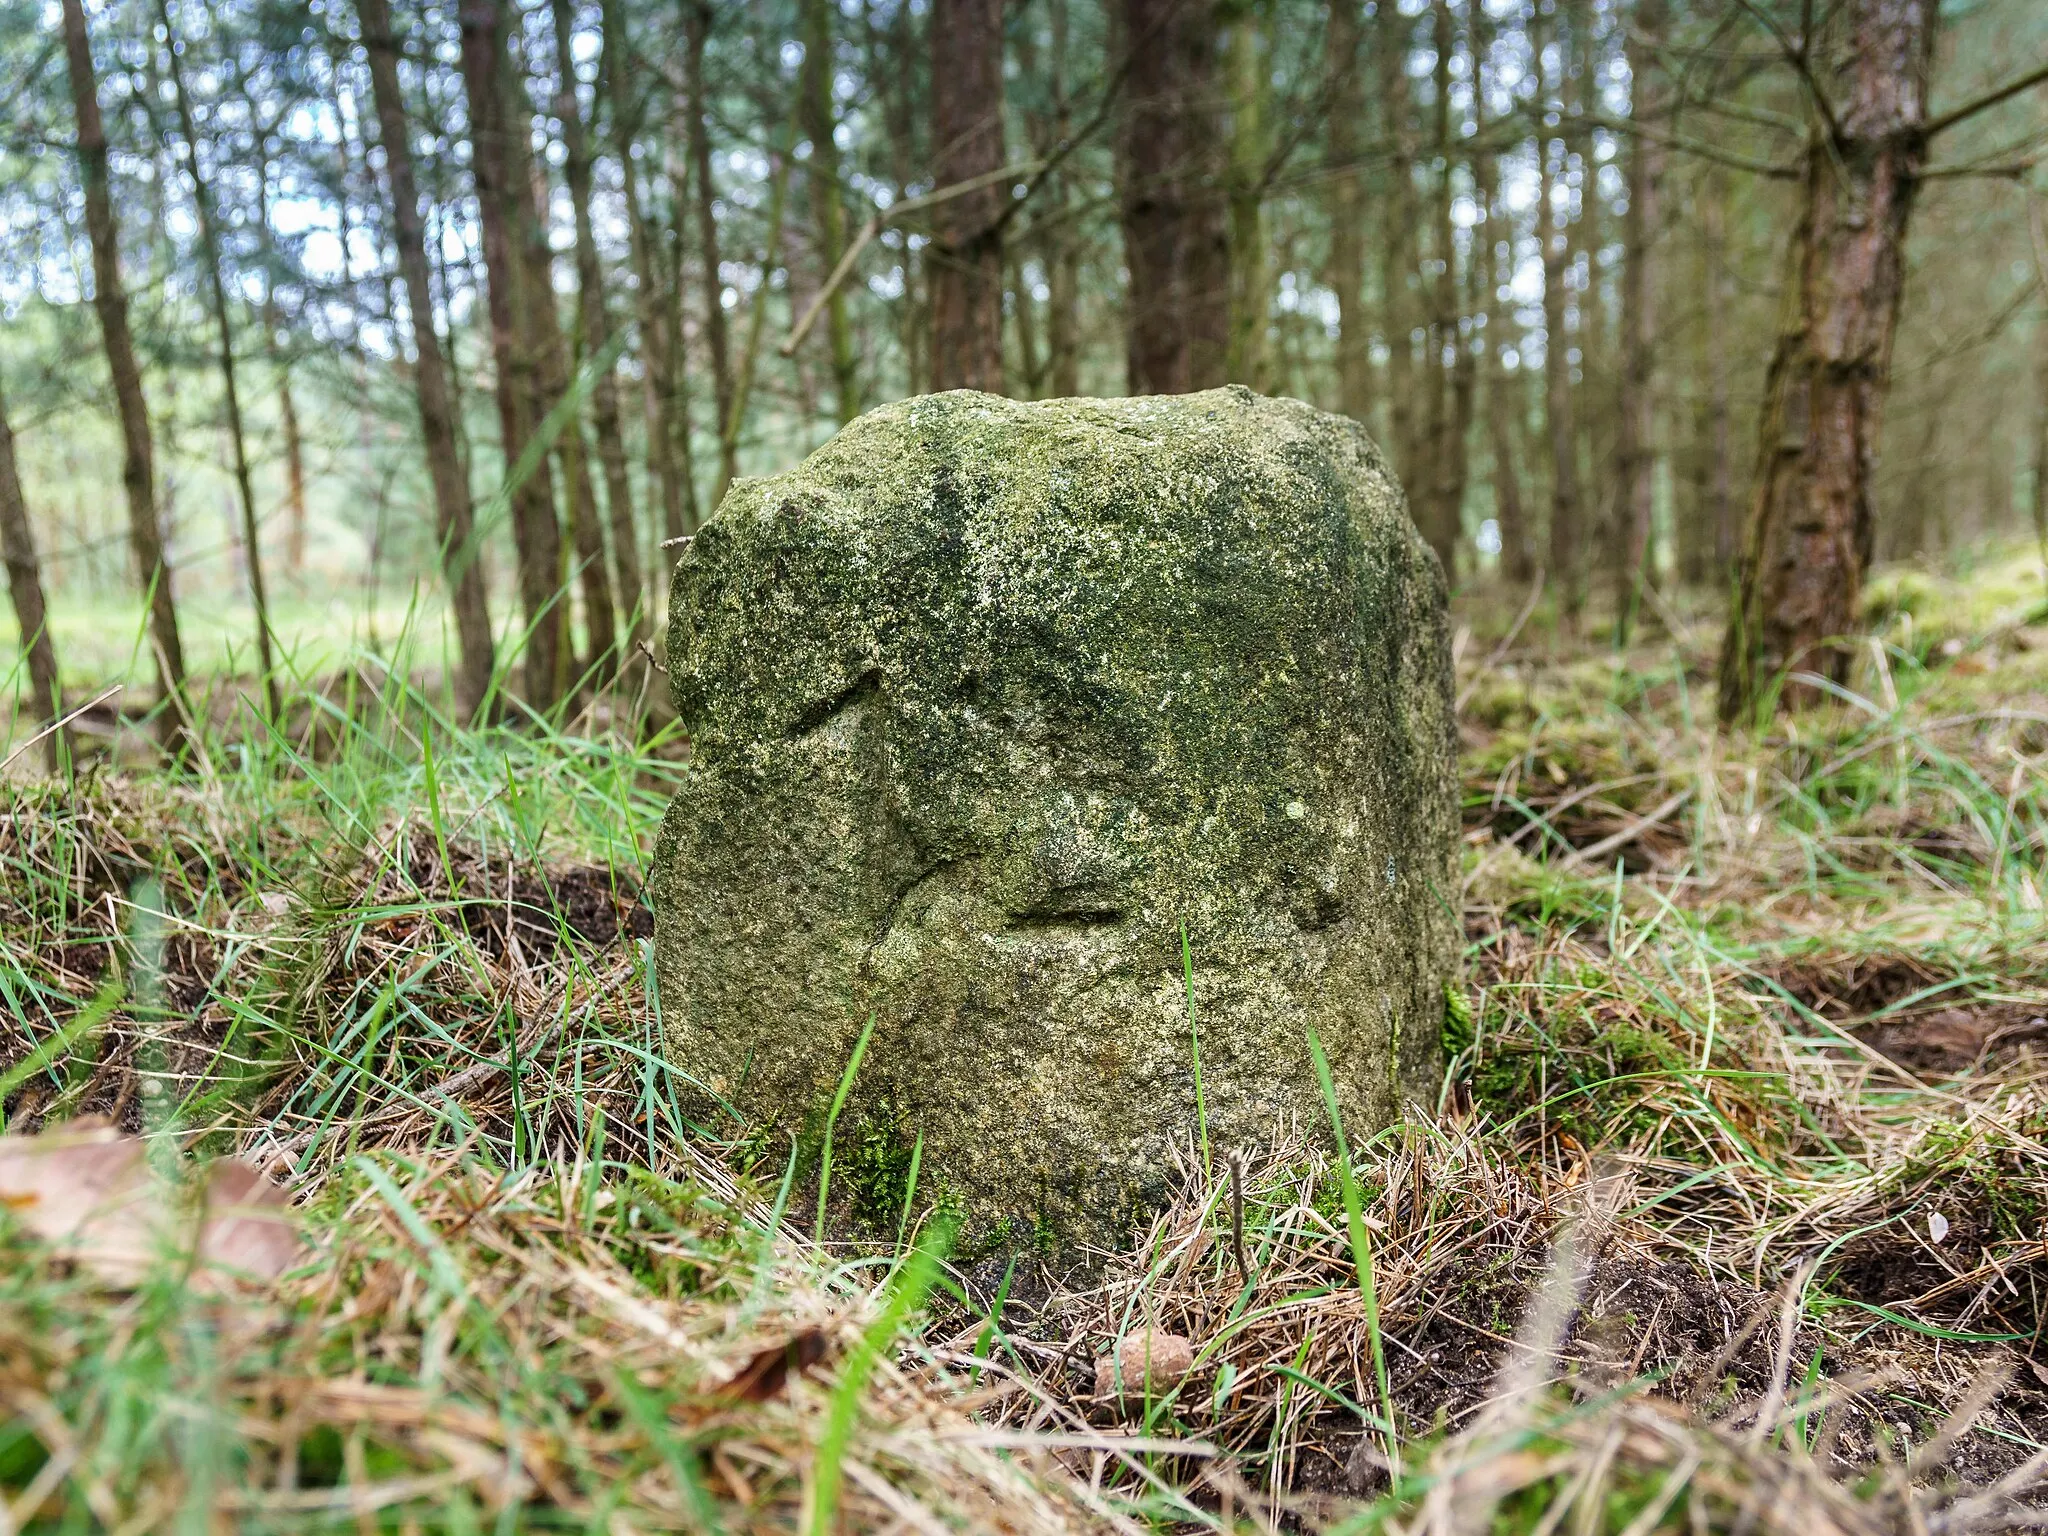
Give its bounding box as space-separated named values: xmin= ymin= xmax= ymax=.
xmin=651 ymin=387 xmax=1458 ymax=1246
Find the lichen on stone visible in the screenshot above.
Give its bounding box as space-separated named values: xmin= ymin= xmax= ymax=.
xmin=651 ymin=386 xmax=1459 ymax=1246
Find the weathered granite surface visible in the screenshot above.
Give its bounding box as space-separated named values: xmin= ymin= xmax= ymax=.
xmin=651 ymin=386 xmax=1457 ymax=1244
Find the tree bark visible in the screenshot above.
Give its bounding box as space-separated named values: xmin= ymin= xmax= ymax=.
xmin=930 ymin=0 xmax=1007 ymax=393
xmin=1611 ymin=0 xmax=1664 ymax=640
xmin=1378 ymin=0 xmax=1419 ymax=476
xmin=1018 ymin=0 xmax=1080 ymax=397
xmin=459 ymin=0 xmax=566 ymax=708
xmin=1324 ymin=0 xmax=1369 ymax=425
xmin=604 ymin=0 xmax=690 ymax=569
xmin=554 ymin=0 xmax=647 ymax=650
xmin=1474 ymin=5 xmax=1530 ymax=584
xmin=1717 ymin=0 xmax=1938 ymax=722
xmin=1223 ymin=0 xmax=1270 ymax=390
xmin=61 ymin=0 xmax=186 ymax=748
xmin=247 ymin=130 xmax=310 ymax=584
xmin=683 ymin=1 xmax=738 ymax=498
xmin=159 ymin=0 xmax=280 ymax=724
xmin=1116 ymin=0 xmax=1229 ymax=394
xmin=1418 ymin=0 xmax=1460 ymax=573
xmin=0 ymin=376 xmax=62 ymax=770
xmin=800 ymin=0 xmax=861 ymax=418
xmin=1535 ymin=16 xmax=1581 ymax=627
xmin=361 ymin=0 xmax=497 ymax=719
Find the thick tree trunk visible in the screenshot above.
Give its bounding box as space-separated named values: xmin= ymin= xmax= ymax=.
xmin=362 ymin=0 xmax=497 ymax=718
xmin=1611 ymin=0 xmax=1664 ymax=640
xmin=1223 ymin=0 xmax=1269 ymax=390
xmin=930 ymin=0 xmax=1007 ymax=393
xmin=459 ymin=0 xmax=566 ymax=708
xmin=0 ymin=377 xmax=62 ymax=769
xmin=683 ymin=2 xmax=738 ymax=498
xmin=61 ymin=0 xmax=185 ymax=748
xmin=159 ymin=0 xmax=280 ymax=723
xmin=1324 ymin=0 xmax=1369 ymax=425
xmin=1717 ymin=0 xmax=1937 ymax=722
xmin=554 ymin=0 xmax=647 ymax=651
xmin=1117 ymin=0 xmax=1229 ymax=394
xmin=800 ymin=0 xmax=861 ymax=419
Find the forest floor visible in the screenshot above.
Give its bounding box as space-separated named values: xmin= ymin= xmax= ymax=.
xmin=1 ymin=545 xmax=2046 ymax=1534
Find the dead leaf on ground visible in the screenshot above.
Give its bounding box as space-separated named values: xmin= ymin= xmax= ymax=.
xmin=0 ymin=1119 xmax=299 ymax=1287
xmin=715 ymin=1328 xmax=831 ymax=1402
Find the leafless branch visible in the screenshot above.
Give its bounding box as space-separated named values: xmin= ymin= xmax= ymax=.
xmin=1924 ymin=60 xmax=2048 ymax=139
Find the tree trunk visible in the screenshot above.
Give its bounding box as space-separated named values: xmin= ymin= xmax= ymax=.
xmin=1377 ymin=0 xmax=1419 ymax=478
xmin=249 ymin=133 xmax=310 ymax=586
xmin=1418 ymin=0 xmax=1461 ymax=574
xmin=159 ymin=0 xmax=280 ymax=723
xmin=1611 ymin=0 xmax=1664 ymax=641
xmin=362 ymin=0 xmax=497 ymax=719
xmin=278 ymin=376 xmax=307 ymax=575
xmin=1223 ymin=0 xmax=1270 ymax=389
xmin=1116 ymin=0 xmax=1229 ymax=394
xmin=459 ymin=0 xmax=567 ymax=709
xmin=60 ymin=0 xmax=186 ymax=748
xmin=1474 ymin=6 xmax=1530 ymax=584
xmin=0 ymin=377 xmax=62 ymax=770
xmin=1717 ymin=0 xmax=1938 ymax=723
xmin=1324 ymin=0 xmax=1369 ymax=425
xmin=930 ymin=0 xmax=1007 ymax=393
xmin=605 ymin=0 xmax=689 ymax=568
xmin=1535 ymin=16 xmax=1581 ymax=628
xmin=800 ymin=0 xmax=861 ymax=419
xmin=684 ymin=1 xmax=738 ymax=499
xmin=554 ymin=0 xmax=647 ymax=651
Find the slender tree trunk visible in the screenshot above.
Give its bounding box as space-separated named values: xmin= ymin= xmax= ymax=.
xmin=726 ymin=128 xmax=796 ymax=476
xmin=1223 ymin=0 xmax=1270 ymax=389
xmin=605 ymin=0 xmax=688 ymax=567
xmin=1717 ymin=0 xmax=1938 ymax=722
xmin=516 ymin=127 xmax=618 ymax=692
xmin=1378 ymin=0 xmax=1419 ymax=477
xmin=554 ymin=0 xmax=647 ymax=651
xmin=870 ymin=0 xmax=927 ymax=396
xmin=1325 ymin=0 xmax=1369 ymax=425
xmin=61 ymin=0 xmax=185 ymax=748
xmin=1535 ymin=18 xmax=1581 ymax=627
xmin=1475 ymin=7 xmax=1530 ymax=583
xmin=1419 ymin=0 xmax=1460 ymax=573
xmin=1612 ymin=0 xmax=1664 ymax=640
xmin=158 ymin=0 xmax=279 ymax=723
xmin=2034 ymin=308 xmax=2048 ymax=572
xmin=459 ymin=0 xmax=565 ymax=708
xmin=684 ymin=1 xmax=737 ymax=497
xmin=1117 ymin=0 xmax=1229 ymax=394
xmin=1026 ymin=0 xmax=1081 ymax=398
xmin=248 ymin=131 xmax=310 ymax=585
xmin=930 ymin=0 xmax=1007 ymax=392
xmin=0 ymin=378 xmax=62 ymax=770
xmin=799 ymin=0 xmax=861 ymax=419
xmin=361 ymin=0 xmax=496 ymax=718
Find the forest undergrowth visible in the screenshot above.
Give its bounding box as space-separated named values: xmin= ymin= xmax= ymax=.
xmin=2 ymin=551 xmax=2047 ymax=1533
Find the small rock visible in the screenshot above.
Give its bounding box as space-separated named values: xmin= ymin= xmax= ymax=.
xmin=1094 ymin=1331 xmax=1197 ymax=1406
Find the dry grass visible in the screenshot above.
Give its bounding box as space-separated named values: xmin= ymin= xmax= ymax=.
xmin=3 ymin=554 xmax=2048 ymax=1531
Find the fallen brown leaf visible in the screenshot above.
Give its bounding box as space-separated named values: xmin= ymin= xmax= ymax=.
xmin=716 ymin=1327 xmax=831 ymax=1402
xmin=0 ymin=1121 xmax=299 ymax=1287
